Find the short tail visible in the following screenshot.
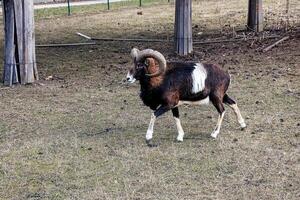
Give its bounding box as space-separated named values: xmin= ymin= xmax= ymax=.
xmin=223 ymin=94 xmax=236 ymax=105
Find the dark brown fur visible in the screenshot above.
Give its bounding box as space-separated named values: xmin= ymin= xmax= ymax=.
xmin=145 ymin=58 xmax=163 ymax=88
xmin=133 ymin=60 xmax=235 ymax=119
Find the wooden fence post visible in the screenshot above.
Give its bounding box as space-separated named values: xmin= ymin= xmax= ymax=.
xmin=175 ymin=0 xmax=192 ymax=55
xmin=2 ymin=0 xmax=38 ymax=86
xmin=67 ymin=0 xmax=71 ymax=15
xmin=247 ymin=0 xmax=263 ymax=32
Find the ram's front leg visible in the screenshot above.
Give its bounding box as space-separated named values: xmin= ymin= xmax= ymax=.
xmin=145 ymin=105 xmax=171 ymax=147
xmin=146 ymin=113 xmax=156 ymax=142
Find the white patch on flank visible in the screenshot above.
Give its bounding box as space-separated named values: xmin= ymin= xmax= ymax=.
xmin=191 ymin=63 xmax=207 ymax=94
xmin=174 ymin=117 xmax=185 ymax=142
xmin=126 ymin=71 xmax=136 ymax=83
xmin=146 ymin=113 xmax=156 ymax=140
xmin=177 ymin=97 xmax=210 ymax=106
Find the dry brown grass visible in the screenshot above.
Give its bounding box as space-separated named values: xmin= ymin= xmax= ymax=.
xmin=0 ymin=0 xmax=299 ymax=199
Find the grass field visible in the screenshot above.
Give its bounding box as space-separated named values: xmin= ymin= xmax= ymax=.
xmin=0 ymin=0 xmax=299 ymax=199
xmin=34 ymin=0 xmax=172 ymax=19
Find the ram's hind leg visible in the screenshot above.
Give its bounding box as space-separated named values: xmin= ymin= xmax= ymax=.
xmin=223 ymin=94 xmax=246 ymax=129
xmin=210 ymin=95 xmax=226 ymax=138
xmin=172 ymin=107 xmax=185 ymax=142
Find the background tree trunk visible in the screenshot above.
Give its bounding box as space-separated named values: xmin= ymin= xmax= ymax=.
xmin=247 ymin=0 xmax=263 ymax=32
xmin=2 ymin=0 xmax=38 ymax=86
xmin=175 ymin=0 xmax=192 ymax=55
xmin=2 ymin=0 xmax=18 ymax=86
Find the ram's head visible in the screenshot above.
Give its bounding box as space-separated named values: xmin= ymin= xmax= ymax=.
xmin=126 ymin=48 xmax=166 ymax=83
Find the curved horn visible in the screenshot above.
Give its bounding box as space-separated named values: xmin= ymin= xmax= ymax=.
xmin=131 ymin=48 xmax=139 ymax=59
xmin=136 ymin=49 xmax=167 ymax=77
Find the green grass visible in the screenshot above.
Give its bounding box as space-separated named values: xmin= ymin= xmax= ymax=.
xmin=35 ymin=0 xmax=173 ymax=19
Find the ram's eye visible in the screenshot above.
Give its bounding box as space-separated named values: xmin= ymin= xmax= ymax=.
xmin=144 ymin=60 xmax=149 ymax=66
xmin=137 ymin=63 xmax=144 ymax=69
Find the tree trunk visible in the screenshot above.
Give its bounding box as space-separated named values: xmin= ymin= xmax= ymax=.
xmin=2 ymin=0 xmax=18 ymax=86
xmin=2 ymin=0 xmax=38 ymax=86
xmin=247 ymin=0 xmax=263 ymax=32
xmin=175 ymin=0 xmax=192 ymax=55
xmin=286 ymin=0 xmax=290 ymax=13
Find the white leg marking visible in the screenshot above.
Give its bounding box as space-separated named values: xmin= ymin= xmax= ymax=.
xmin=191 ymin=63 xmax=207 ymax=94
xmin=211 ymin=112 xmax=225 ymax=138
xmin=230 ymin=104 xmax=246 ymax=128
xmin=174 ymin=117 xmax=185 ymax=142
xmin=146 ymin=113 xmax=156 ymax=141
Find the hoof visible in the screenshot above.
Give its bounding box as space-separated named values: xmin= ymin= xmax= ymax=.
xmin=211 ymin=132 xmax=218 ymax=139
xmin=240 ymin=122 xmax=247 ymax=130
xmin=176 ymin=137 xmax=183 ymax=142
xmin=146 ymin=139 xmax=158 ymax=148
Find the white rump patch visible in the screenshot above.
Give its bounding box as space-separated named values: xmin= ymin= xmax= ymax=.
xmin=191 ymin=63 xmax=207 ymax=94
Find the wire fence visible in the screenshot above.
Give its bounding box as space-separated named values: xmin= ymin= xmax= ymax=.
xmin=39 ymin=0 xmax=174 ymax=12
xmin=32 ymin=0 xmax=175 ymax=18
xmin=99 ymin=0 xmax=173 ymax=11
xmin=1 ymin=0 xmax=298 ymax=31
xmin=33 ymin=0 xmax=299 ymax=28
xmin=190 ymin=0 xmax=300 ymax=32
